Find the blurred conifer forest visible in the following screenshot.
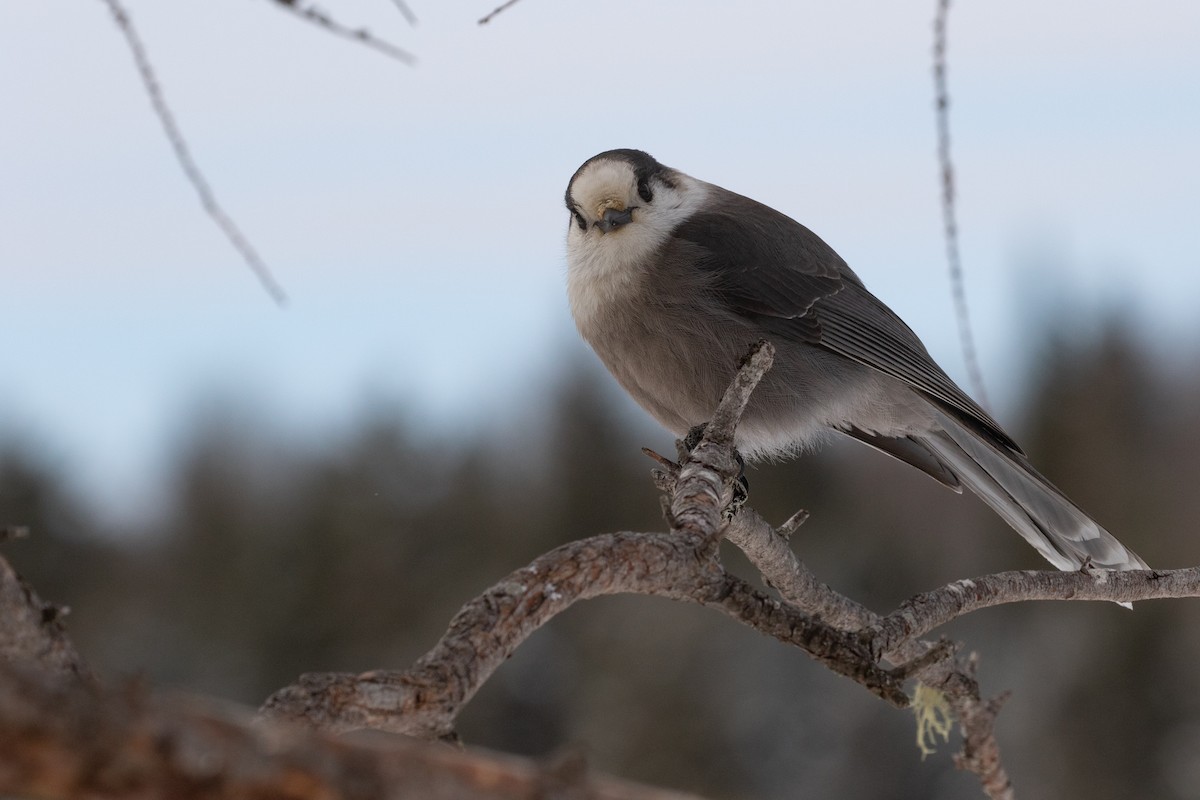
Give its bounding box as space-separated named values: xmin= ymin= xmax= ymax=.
xmin=3 ymin=315 xmax=1200 ymax=800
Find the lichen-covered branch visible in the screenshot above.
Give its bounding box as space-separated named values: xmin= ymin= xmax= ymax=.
xmin=721 ymin=495 xmax=1017 ymax=797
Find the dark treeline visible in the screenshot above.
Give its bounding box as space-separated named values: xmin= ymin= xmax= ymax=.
xmin=3 ymin=317 xmax=1199 ymax=800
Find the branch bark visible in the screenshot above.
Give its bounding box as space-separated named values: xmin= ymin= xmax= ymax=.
xmin=722 ymin=493 xmax=1016 ymax=798
xmin=871 ymin=566 xmax=1191 ymax=655
xmin=0 ymin=546 xmax=93 ymax=684
xmin=0 ymin=658 xmax=704 ymax=800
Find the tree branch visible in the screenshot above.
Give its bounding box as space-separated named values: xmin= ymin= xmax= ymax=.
xmin=871 ymin=566 xmax=1191 ymax=654
xmin=0 ymin=543 xmax=93 ymax=685
xmin=478 ymin=0 xmax=524 ymax=25
xmin=0 ymin=544 xmax=708 ymax=798
xmin=722 ymin=496 xmax=1018 ymax=797
xmin=667 ymin=340 xmax=774 ymax=551
xmin=100 ymin=0 xmax=289 ymax=306
xmin=269 ymin=0 xmax=418 ymax=65
xmin=260 ymin=530 xmax=910 ymax=736
xmin=388 ymin=0 xmax=419 ymax=27
xmin=261 ymin=345 xmax=914 ymax=736
xmin=0 ymin=658 xmax=705 ymax=800
xmin=261 ymin=337 xmax=1200 ymax=799
xmin=724 ymin=507 xmax=874 ymax=631
xmin=933 ymin=0 xmax=989 ymax=406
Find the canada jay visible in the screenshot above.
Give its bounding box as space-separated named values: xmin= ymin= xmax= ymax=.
xmin=565 ymin=148 xmax=1147 ymax=573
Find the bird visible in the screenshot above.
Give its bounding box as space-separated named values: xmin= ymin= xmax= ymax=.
xmin=564 ymin=148 xmax=1148 ymax=574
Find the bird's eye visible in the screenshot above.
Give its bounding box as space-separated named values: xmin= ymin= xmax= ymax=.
xmin=636 ymin=177 xmax=654 ymax=203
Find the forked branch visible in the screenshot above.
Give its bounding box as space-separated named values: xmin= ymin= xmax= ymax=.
xmin=3 ymin=340 xmax=1195 ymax=800
xmin=261 ymin=338 xmax=1200 ymax=800
xmin=260 ymin=342 xmax=912 ymax=735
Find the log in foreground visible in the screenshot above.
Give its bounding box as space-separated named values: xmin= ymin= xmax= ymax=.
xmin=0 ymin=659 xmax=703 ymax=800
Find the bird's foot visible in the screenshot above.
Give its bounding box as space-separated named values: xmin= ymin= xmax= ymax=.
xmin=680 ymin=423 xmax=708 ymax=457
xmin=725 ymin=464 xmax=750 ymax=521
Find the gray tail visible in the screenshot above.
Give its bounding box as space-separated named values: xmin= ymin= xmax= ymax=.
xmin=919 ymin=407 xmax=1148 ymax=572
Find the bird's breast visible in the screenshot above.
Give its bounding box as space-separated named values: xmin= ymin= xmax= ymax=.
xmin=567 ymin=256 xmax=743 ymax=435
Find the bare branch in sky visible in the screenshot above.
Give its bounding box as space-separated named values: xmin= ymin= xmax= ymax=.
xmin=934 ymin=0 xmax=989 ymax=407
xmin=478 ymin=0 xmax=524 ymax=26
xmin=100 ymin=0 xmax=290 ymax=306
xmin=271 ymin=0 xmax=418 ymax=65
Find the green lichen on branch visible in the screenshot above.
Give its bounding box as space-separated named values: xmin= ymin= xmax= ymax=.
xmin=912 ymin=682 xmax=954 ymax=759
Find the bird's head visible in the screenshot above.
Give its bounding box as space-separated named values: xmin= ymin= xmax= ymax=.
xmin=564 ymin=149 xmax=708 ymax=276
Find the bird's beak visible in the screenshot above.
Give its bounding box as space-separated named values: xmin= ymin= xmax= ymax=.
xmin=595 ymin=206 xmax=635 ymax=233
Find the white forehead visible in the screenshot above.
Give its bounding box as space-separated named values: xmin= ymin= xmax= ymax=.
xmin=569 ymin=159 xmax=639 ymax=214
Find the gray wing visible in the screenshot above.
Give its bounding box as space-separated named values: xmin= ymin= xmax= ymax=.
xmin=671 ymin=185 xmax=1019 ymax=453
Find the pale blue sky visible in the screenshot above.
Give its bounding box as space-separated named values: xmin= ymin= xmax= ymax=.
xmin=2 ymin=1 xmax=1197 ymax=523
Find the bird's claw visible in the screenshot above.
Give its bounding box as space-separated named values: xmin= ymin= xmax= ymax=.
xmin=724 ymin=471 xmax=750 ymax=521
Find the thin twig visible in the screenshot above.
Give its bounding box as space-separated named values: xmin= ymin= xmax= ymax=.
xmin=100 ymin=0 xmax=289 ymax=307
xmin=640 ymin=447 xmax=679 ymax=473
xmin=946 ymin=659 xmax=1015 ymax=800
xmin=776 ymin=509 xmax=809 ymax=541
xmin=934 ymin=0 xmax=988 ymax=407
xmin=388 ymin=0 xmax=418 ymax=26
xmin=270 ymin=0 xmax=418 ymax=65
xmin=478 ymin=0 xmax=523 ymax=25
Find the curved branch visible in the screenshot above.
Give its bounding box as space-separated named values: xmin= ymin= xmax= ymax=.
xmin=872 ymin=566 xmax=1196 ymax=654
xmin=260 ymin=530 xmax=910 ymax=736
xmin=261 ymin=341 xmax=911 ymax=735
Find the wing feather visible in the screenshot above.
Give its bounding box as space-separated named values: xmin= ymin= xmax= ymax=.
xmin=672 ymin=184 xmax=1018 ymax=453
